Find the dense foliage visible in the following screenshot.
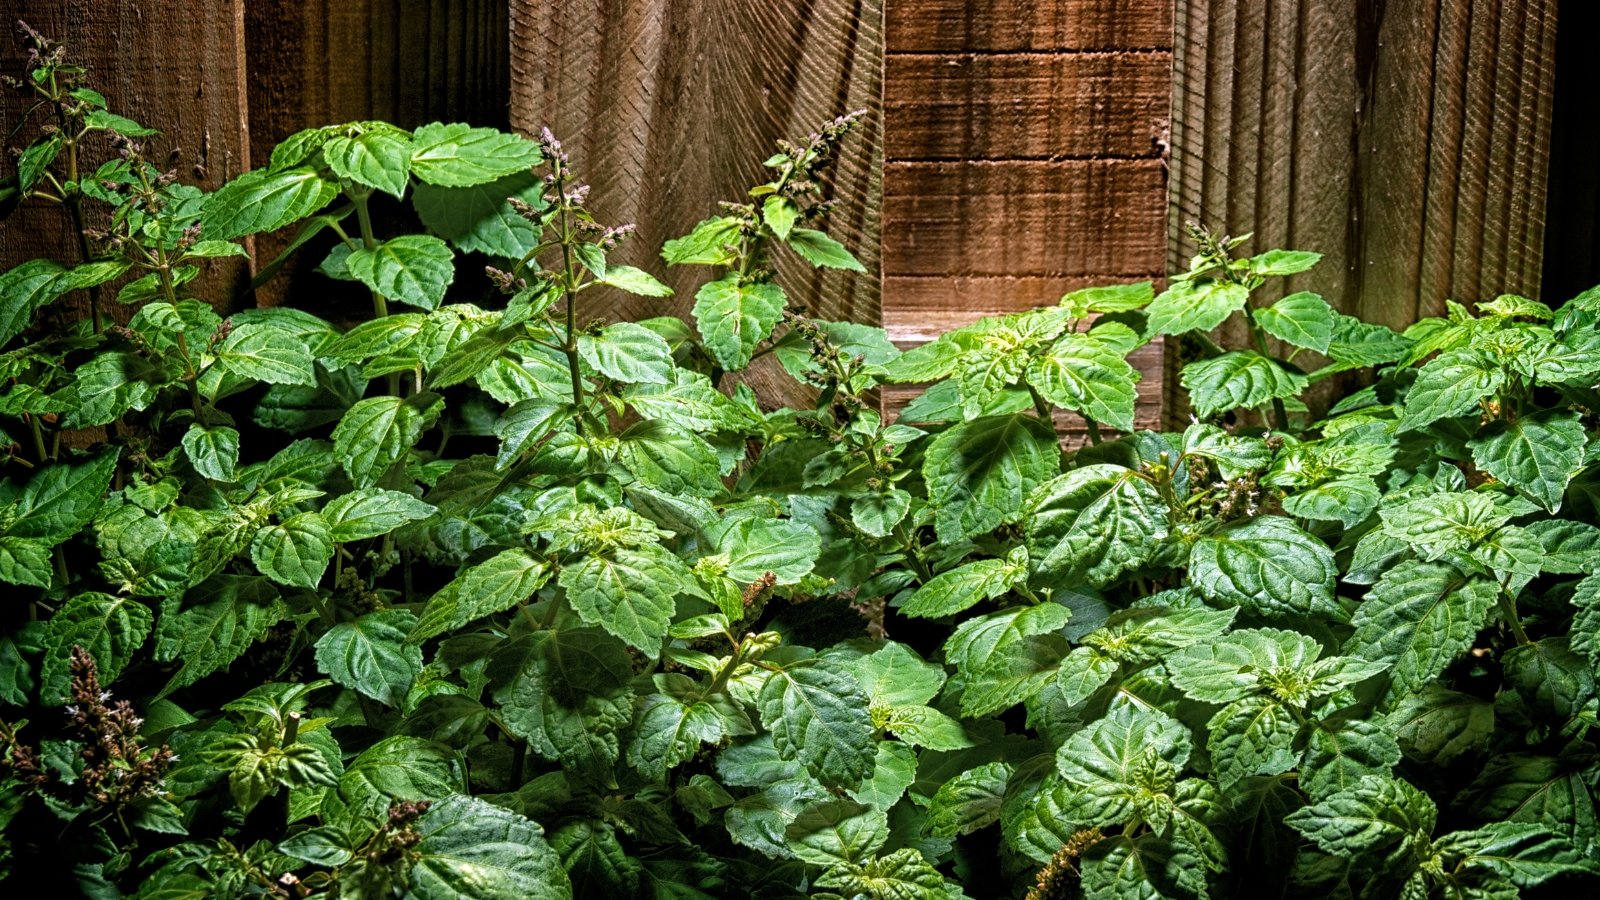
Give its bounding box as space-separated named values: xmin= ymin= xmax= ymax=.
xmin=4 ymin=25 xmax=1600 ymax=899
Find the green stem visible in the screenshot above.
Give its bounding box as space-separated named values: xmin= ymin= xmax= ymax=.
xmin=1246 ymin=315 xmax=1290 ymax=431
xmin=352 ymin=193 xmax=389 ymax=320
xmin=553 ymin=177 xmax=586 ymax=434
xmin=1497 ymin=588 xmax=1531 ymax=645
xmin=1083 ymin=416 xmax=1104 ymax=445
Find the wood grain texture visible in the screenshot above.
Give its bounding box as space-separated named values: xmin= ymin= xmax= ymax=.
xmin=508 ymin=0 xmax=883 ymax=336
xmin=1170 ymin=0 xmax=1558 ymax=334
xmin=0 ymin=2 xmax=251 ymax=316
xmin=245 ymin=0 xmax=509 ymax=310
xmin=883 ymin=160 xmax=1168 ymax=276
xmin=888 ymin=0 xmax=1174 ymax=52
xmin=886 ymin=52 xmax=1169 ymax=160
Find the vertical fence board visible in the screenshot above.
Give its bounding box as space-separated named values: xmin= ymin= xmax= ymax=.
xmin=0 ymin=1 xmax=251 ymax=316
xmin=508 ymin=0 xmax=883 ymax=409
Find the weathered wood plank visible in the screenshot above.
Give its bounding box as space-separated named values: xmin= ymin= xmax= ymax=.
xmin=886 ymin=52 xmax=1170 ymax=160
xmin=888 ymin=0 xmax=1174 ymax=52
xmin=0 ymin=2 xmax=252 ymax=316
xmin=1170 ymin=0 xmax=1558 ymax=334
xmin=884 ymin=160 xmax=1167 ymax=276
xmin=508 ymin=0 xmax=882 ymax=328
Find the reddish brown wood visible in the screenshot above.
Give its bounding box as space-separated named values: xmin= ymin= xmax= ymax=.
xmin=887 ymin=0 xmax=1174 ymax=52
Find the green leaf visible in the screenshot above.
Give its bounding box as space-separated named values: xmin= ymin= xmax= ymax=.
xmin=2 ymin=449 xmax=118 ymax=543
xmin=616 ymin=420 xmax=723 ymax=495
xmin=762 ymin=196 xmax=799 ymax=240
xmin=786 ymin=228 xmax=865 ymax=272
xmin=850 ymin=489 xmax=912 ymax=538
xmin=598 ymin=265 xmax=673 ymax=297
xmin=1188 ymin=516 xmax=1338 ymax=618
xmin=901 ymin=551 xmax=1026 ymax=619
xmin=323 ymin=126 xmax=412 ymax=198
xmin=323 ymin=488 xmax=436 ymax=542
xmin=314 ymin=609 xmax=423 ymax=706
xmin=926 ymin=762 xmax=1011 ymax=838
xmin=1399 ymin=349 xmax=1505 ymax=432
xmin=251 ymin=512 xmax=334 ymax=588
xmin=1384 ymin=685 xmax=1495 ymax=766
xmin=345 ymin=235 xmax=455 ymax=311
xmin=409 ymin=123 xmax=542 ymax=187
xmin=627 ymin=674 xmax=736 ymax=780
xmin=1285 ymin=775 xmax=1436 ymax=862
xmin=215 ymin=321 xmax=319 ymax=386
xmin=946 ymin=604 xmax=1072 ymax=716
xmin=1378 ymin=491 xmax=1509 ymax=561
xmin=0 ymin=259 xmax=70 ymax=345
xmin=1255 ymin=291 xmax=1335 ymax=352
xmin=39 ymin=593 xmax=152 ymax=704
xmin=1026 ymin=464 xmax=1170 ymax=587
xmin=441 ymin=548 xmax=551 ymax=630
xmin=408 ymin=796 xmax=569 ymax=900
xmin=0 ymin=538 xmax=51 ymax=587
xmin=1282 ymin=475 xmax=1380 ymax=529
xmin=1249 ymin=249 xmax=1323 ymax=276
xmin=691 ymin=277 xmax=786 ymax=371
xmin=181 ymin=424 xmax=240 ymax=481
xmin=576 ymin=322 xmax=674 ymax=385
xmin=661 ymin=216 xmax=740 ymax=266
xmin=709 ymin=517 xmax=820 ymax=584
xmin=1433 ymin=822 xmax=1600 ymax=889
xmin=757 ymin=660 xmax=876 ymax=788
xmin=785 ymin=798 xmax=888 ymax=866
xmin=1026 ymin=331 xmax=1141 ymax=431
xmin=412 ymin=172 xmax=546 ymax=258
xmin=202 ymin=167 xmax=338 ymax=239
xmin=332 ymin=735 xmax=462 ymax=821
xmin=813 ymin=848 xmax=959 ymax=900
xmin=153 ymin=576 xmax=285 ymax=696
xmin=1300 ymin=718 xmax=1402 ymax=801
xmin=924 ymin=413 xmax=1060 ymax=543
xmin=559 ymin=548 xmax=680 ymax=652
xmin=1053 ymin=703 xmax=1192 ymax=828
xmin=332 ymin=393 xmax=441 ymax=488
xmin=1060 ymin=282 xmax=1154 ymax=317
xmin=1467 ymin=410 xmax=1587 ymax=511
xmin=1346 ymin=560 xmax=1498 ymax=697
xmin=16 ymin=134 xmax=61 ymax=192
xmin=854 ymin=642 xmax=946 ymax=709
xmin=1181 ymin=350 xmax=1307 ymax=419
xmin=884 ymin=706 xmax=974 ymax=751
xmin=1146 ymin=278 xmax=1250 ymax=337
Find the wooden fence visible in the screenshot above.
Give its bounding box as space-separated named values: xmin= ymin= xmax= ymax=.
xmin=0 ymin=0 xmax=1583 ymax=427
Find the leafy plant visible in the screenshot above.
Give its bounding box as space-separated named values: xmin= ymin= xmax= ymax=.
xmin=3 ymin=22 xmax=1600 ymax=900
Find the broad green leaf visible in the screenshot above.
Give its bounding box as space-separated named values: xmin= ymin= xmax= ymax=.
xmin=576 ymin=322 xmax=673 ymax=385
xmin=39 ymin=593 xmax=152 ymax=704
xmin=1181 ymin=351 xmax=1307 ymax=419
xmin=323 ymin=488 xmax=436 ymax=542
xmin=1527 ymin=519 xmax=1600 ymax=574
xmin=1188 ymin=516 xmax=1338 ymax=618
xmin=661 ymin=216 xmax=740 ymax=267
xmin=409 ymin=123 xmax=542 ymax=187
xmin=0 ymin=259 xmax=70 ymax=345
xmin=447 ymin=548 xmax=550 ymax=629
xmin=692 ymin=277 xmax=786 ymax=371
xmin=323 ymin=126 xmax=412 ymax=197
xmin=848 ymin=740 xmax=918 ymax=810
xmin=1281 ymin=475 xmax=1380 ymax=529
xmin=2 ymin=448 xmax=118 ymax=543
xmin=1285 ymin=775 xmax=1436 ymax=862
xmin=1025 ymin=464 xmax=1170 ymax=587
xmin=926 ymin=762 xmax=1011 ymax=838
xmin=153 ymin=576 xmax=285 ymax=696
xmin=332 ymin=735 xmax=462 ymax=821
xmin=408 ymin=796 xmax=570 ymax=900
xmin=1346 ymin=560 xmax=1498 ymax=697
xmin=412 ymin=172 xmax=546 ymax=257
xmin=757 ymin=660 xmax=876 ymax=788
xmin=946 ymin=604 xmax=1072 ymax=716
xmin=314 ymin=609 xmax=423 ymax=706
xmin=1255 ymin=291 xmax=1335 ymax=352
xmin=203 ymin=167 xmax=338 ymax=239
xmin=850 ymin=489 xmax=912 ymax=538
xmin=332 ymin=393 xmax=442 ymax=488
xmin=1399 ymin=349 xmax=1505 ymax=432
xmin=616 ymin=420 xmax=723 ymax=494
xmin=924 ymin=413 xmax=1060 ymax=543
xmin=786 ymin=228 xmax=865 ymax=272
xmin=1467 ymin=410 xmax=1587 ymax=511
xmin=1299 ymin=718 xmax=1400 ymax=801
xmin=709 ymin=517 xmax=820 ymax=584
xmin=1146 ymin=278 xmax=1249 ymax=336
xmin=1026 ymin=331 xmax=1140 ymax=431
xmin=1060 ymin=281 xmax=1154 ymax=317
xmin=901 ymin=551 xmax=1026 ymax=619
xmin=812 ymin=849 xmax=957 ymax=900
xmin=1378 ymin=491 xmax=1509 ymax=561
xmin=0 ymin=538 xmax=51 ymax=587
xmin=1249 ymin=249 xmax=1322 ymax=276
xmin=559 ymin=547 xmax=680 ymax=651
xmin=215 ymin=321 xmax=319 ymax=386
xmin=854 ymin=641 xmax=947 ymax=708
xmin=181 ymin=424 xmax=240 ymax=481
xmin=597 ymin=265 xmax=672 ymax=297
xmin=1207 ymin=695 xmax=1302 ymax=790
xmin=762 ymin=196 xmax=799 ymax=240
xmin=784 ymin=798 xmax=887 ymax=866
xmin=346 ymin=235 xmax=455 ymax=311
xmin=884 ymin=705 xmax=974 ymax=751
xmin=627 ymin=674 xmax=735 ymax=780
xmin=1384 ymin=685 xmax=1495 ymax=766
xmin=1432 ymin=822 xmax=1600 ymax=889
xmin=623 ymin=370 xmax=754 ymax=433
xmin=251 ymin=512 xmax=334 ymax=588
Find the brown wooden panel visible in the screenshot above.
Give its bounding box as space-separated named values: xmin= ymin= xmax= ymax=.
xmin=0 ymin=2 xmax=251 ymax=316
xmin=1170 ymin=0 xmax=1557 ymax=334
xmin=888 ymin=0 xmax=1174 ymax=52
xmin=886 ymin=52 xmax=1170 ymax=160
xmin=883 ymin=160 xmax=1167 ymax=277
xmin=508 ymin=0 xmax=882 ymax=333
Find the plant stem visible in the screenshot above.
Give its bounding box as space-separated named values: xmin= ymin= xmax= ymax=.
xmin=1497 ymin=588 xmax=1531 ymax=645
xmin=552 ymin=170 xmax=586 ymax=434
